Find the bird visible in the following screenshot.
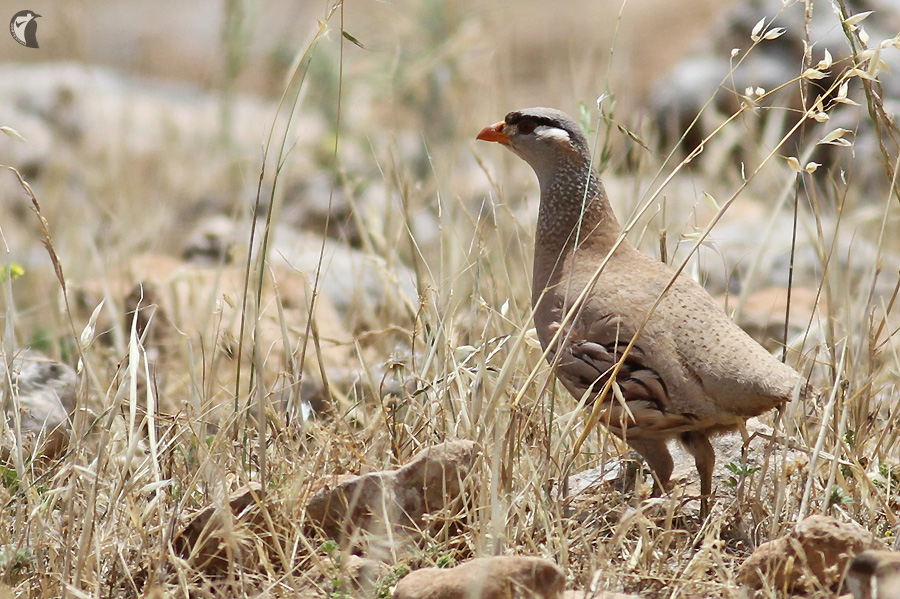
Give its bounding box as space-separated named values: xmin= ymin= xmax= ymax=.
xmin=11 ymin=11 xmax=41 ymax=48
xmin=844 ymin=550 xmax=900 ymax=599
xmin=476 ymin=107 xmax=811 ymax=516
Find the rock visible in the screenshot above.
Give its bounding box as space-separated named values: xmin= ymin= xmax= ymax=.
xmin=393 ymin=556 xmax=564 ymax=599
xmin=0 ymin=63 xmax=298 ymax=262
xmin=738 ymin=515 xmax=888 ymax=594
xmin=343 ymin=555 xmax=392 ymax=595
xmin=267 ymin=229 xmax=419 ymax=331
xmin=0 ymin=349 xmax=75 ymax=459
xmin=305 ymin=440 xmax=478 ymax=548
xmin=180 ymin=219 xmax=419 ymax=331
xmin=692 ymin=199 xmax=900 ymax=299
xmin=174 ymin=482 xmax=273 ymax=573
xmin=844 ymin=550 xmax=900 ymax=599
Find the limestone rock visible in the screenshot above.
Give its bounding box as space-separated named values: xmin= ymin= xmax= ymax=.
xmin=174 ymin=482 xmax=274 ymax=573
xmin=651 ymin=0 xmax=900 ymax=186
xmin=393 ymin=556 xmax=564 ymax=599
xmin=739 ymin=515 xmax=888 ymax=594
xmin=180 ymin=218 xmax=418 ymax=330
xmin=305 ymin=440 xmax=478 ymax=546
xmin=1 ymin=349 xmax=75 ymax=459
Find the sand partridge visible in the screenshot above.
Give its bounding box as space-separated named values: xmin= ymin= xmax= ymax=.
xmin=845 ymin=551 xmax=900 ymax=599
xmin=477 ymin=107 xmax=810 ymax=515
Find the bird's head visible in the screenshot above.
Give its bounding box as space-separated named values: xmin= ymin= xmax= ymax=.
xmin=476 ymin=107 xmax=592 ymax=180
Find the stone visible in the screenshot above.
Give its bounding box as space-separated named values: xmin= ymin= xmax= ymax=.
xmin=305 ymin=440 xmax=478 ymax=548
xmin=651 ymin=0 xmax=900 ymax=186
xmin=739 ymin=515 xmax=888 ymax=594
xmin=0 ymin=349 xmax=75 ymax=459
xmin=174 ymin=482 xmax=274 ymax=573
xmin=719 ymin=285 xmax=821 ymax=351
xmin=393 ymin=556 xmax=564 ymax=599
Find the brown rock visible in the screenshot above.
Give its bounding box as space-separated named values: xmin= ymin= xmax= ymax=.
xmin=844 ymin=550 xmax=900 ymax=599
xmin=174 ymin=482 xmax=276 ymax=573
xmin=1 ymin=349 xmax=75 ymax=459
xmin=393 ymin=556 xmax=564 ymax=599
xmin=305 ymin=440 xmax=478 ymax=545
xmin=739 ymin=515 xmax=888 ymax=594
xmin=393 ymin=440 xmax=478 ymax=518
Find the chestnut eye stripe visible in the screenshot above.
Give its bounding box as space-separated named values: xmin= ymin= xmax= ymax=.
xmin=504 ymin=112 xmax=572 ymax=135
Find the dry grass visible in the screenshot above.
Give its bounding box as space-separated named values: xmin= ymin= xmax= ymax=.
xmin=1 ymin=1 xmax=899 ymax=598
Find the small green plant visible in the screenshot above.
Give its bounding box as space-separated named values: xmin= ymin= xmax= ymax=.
xmin=320 ymin=540 xmax=339 ymax=557
xmin=827 ymin=485 xmax=855 ymax=508
xmin=0 ymin=466 xmax=18 ymax=493
xmin=873 ymin=463 xmax=900 ymax=489
xmin=319 ymin=540 xmax=349 ymax=598
xmin=378 ymin=564 xmax=411 ymax=598
xmin=329 ymin=579 xmax=349 ymax=599
xmin=0 ymin=263 xmax=24 ymax=284
xmin=840 ymin=464 xmax=854 ymax=480
xmin=0 ymin=545 xmax=33 ymax=584
xmin=723 ymin=461 xmax=761 ymax=488
xmin=435 ymin=553 xmax=455 ymax=568
xmin=26 ymin=328 xmax=52 ymax=353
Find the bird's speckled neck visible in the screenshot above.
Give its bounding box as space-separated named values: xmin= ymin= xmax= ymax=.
xmin=534 ymin=158 xmax=622 ymax=261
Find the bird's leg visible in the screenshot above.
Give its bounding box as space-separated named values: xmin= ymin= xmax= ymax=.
xmin=628 ymin=438 xmax=674 ymax=496
xmin=680 ymin=431 xmax=715 ymax=518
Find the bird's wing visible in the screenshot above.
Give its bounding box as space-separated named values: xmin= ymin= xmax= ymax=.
xmin=543 ymin=306 xmax=704 ymax=436
xmin=544 ymin=304 xmax=668 ymax=405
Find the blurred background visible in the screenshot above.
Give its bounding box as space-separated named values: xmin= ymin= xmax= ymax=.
xmin=4 ymin=0 xmax=899 ymax=377
xmin=0 ymin=0 xmax=750 ymax=342
xmin=1 ymin=0 xmax=732 ymax=111
xmin=4 ymin=0 xmax=899 ymax=392
xmin=3 ymin=2 xmax=900 ymax=596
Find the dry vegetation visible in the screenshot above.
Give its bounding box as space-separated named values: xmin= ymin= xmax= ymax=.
xmin=1 ymin=0 xmax=899 ymax=597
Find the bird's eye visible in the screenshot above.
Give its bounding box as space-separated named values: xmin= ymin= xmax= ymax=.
xmin=517 ymin=119 xmax=537 ymax=135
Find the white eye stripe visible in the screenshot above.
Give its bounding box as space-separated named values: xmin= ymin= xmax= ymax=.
xmin=535 ymin=126 xmax=571 ymax=143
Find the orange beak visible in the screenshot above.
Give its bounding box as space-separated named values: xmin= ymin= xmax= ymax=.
xmin=476 ymin=121 xmax=509 ymax=145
